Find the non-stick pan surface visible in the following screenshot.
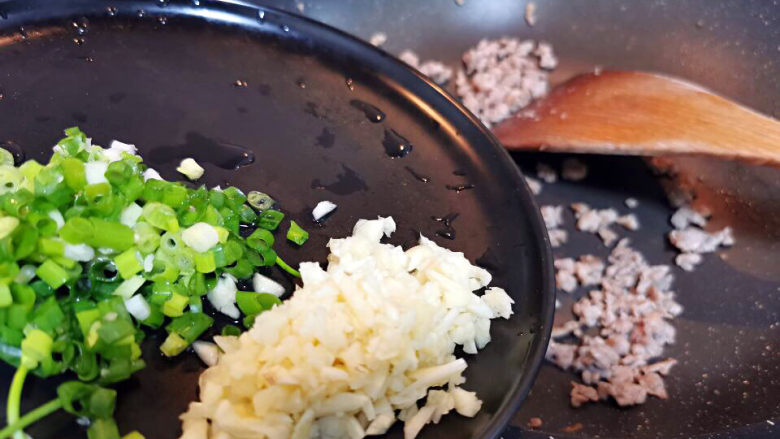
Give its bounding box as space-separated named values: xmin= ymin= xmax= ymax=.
xmin=280 ymin=1 xmax=778 ymax=439
xmin=0 ymin=1 xmax=554 ymax=438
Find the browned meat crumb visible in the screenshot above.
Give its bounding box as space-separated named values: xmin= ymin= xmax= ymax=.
xmin=641 ymin=358 xmax=678 ymax=376
xmin=562 ymin=158 xmax=588 ymax=181
xmin=561 ymin=423 xmax=584 ymax=433
xmin=570 ymin=382 xmax=599 ymax=407
xmin=455 ymin=38 xmax=555 ymax=126
xmin=637 ymin=371 xmax=668 ymax=399
xmin=527 ymin=417 xmax=543 ymax=429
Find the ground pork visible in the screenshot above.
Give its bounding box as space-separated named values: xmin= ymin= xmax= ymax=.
xmin=454 ymin=38 xmax=556 ymax=126
xmin=546 ymin=240 xmax=681 ymax=408
xmin=398 ymin=50 xmax=454 ymax=85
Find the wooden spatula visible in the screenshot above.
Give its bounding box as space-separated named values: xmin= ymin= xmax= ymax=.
xmin=492 ymin=71 xmax=780 ymax=166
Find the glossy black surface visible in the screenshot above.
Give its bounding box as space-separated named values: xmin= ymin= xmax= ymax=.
xmin=0 ymin=1 xmax=554 ymax=438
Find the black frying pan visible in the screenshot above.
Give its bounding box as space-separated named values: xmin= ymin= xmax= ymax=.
xmin=0 ymin=1 xmax=554 ymax=438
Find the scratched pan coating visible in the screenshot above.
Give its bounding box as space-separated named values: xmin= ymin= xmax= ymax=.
xmin=0 ymin=1 xmax=554 ymax=438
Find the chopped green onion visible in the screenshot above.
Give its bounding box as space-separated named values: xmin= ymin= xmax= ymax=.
xmin=247 ymin=191 xmax=274 ymax=211
xmin=141 ymin=202 xmax=179 ymax=233
xmin=0 ymin=217 xmax=19 ymax=240
xmin=35 ymin=260 xmax=69 ymax=289
xmin=162 ymin=293 xmax=188 ymax=318
xmin=159 ymin=333 xmax=187 ymax=357
xmin=257 ymin=209 xmax=284 ymax=230
xmin=286 ymin=221 xmax=309 ymax=245
xmin=87 ymin=418 xmax=120 ymax=439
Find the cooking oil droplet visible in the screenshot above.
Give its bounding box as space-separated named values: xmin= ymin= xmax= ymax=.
xmin=281 ymin=24 xmax=290 ymax=32
xmin=73 ymin=37 xmax=85 ymax=46
xmin=157 ymin=16 xmax=168 ymax=25
xmin=137 ymin=9 xmax=146 ymax=17
xmin=405 ymin=166 xmax=430 ymax=183
xmin=436 ymin=229 xmax=455 ymax=240
xmin=445 ymin=183 xmax=475 ymax=193
xmin=18 ymin=27 xmax=28 ymax=40
xmin=82 ymin=56 xmax=94 ymax=62
xmin=256 ymin=10 xmax=265 ymax=22
xmin=234 ymin=79 xmax=248 ymax=87
xmin=296 ymin=79 xmax=307 ymax=89
xmin=106 ymin=6 xmax=118 ymax=16
xmin=0 ymin=141 xmax=25 ymax=165
xmin=156 ymin=0 xmax=169 ymax=7
xmin=192 ymin=0 xmax=201 ymax=5
xmin=350 ymin=100 xmax=385 ymax=123
xmin=382 ymin=129 xmax=412 ymax=158
xmin=345 ymin=78 xmax=354 ymax=91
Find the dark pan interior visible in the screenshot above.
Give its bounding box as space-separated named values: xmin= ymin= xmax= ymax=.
xmin=0 ymin=1 xmax=554 ymax=438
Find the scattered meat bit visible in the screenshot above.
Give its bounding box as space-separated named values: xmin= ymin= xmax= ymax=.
xmin=570 ymin=382 xmax=599 ymax=407
xmin=541 ymin=205 xmax=564 ymax=229
xmin=670 ymin=206 xmax=708 ymax=229
xmin=369 ymin=32 xmax=387 ymax=47
xmin=546 ymin=341 xmax=576 ymax=369
xmin=525 ymin=176 xmax=542 ymax=195
xmin=561 ymin=158 xmax=588 ymax=181
xmin=675 ymin=253 xmax=703 ymax=271
xmin=600 ymin=380 xmax=648 ymax=406
xmin=616 ymin=214 xmax=640 ymax=231
xmin=399 ymin=50 xmax=420 ymax=67
xmin=454 ymin=38 xmax=555 ymax=126
xmin=669 ymin=227 xmax=734 ymax=253
xmin=576 ymin=210 xmax=602 ymax=232
xmin=525 ymin=2 xmax=537 ymax=26
xmin=637 ymin=372 xmax=668 ymax=399
xmin=551 ymin=320 xmax=582 ymax=339
xmin=537 ymin=163 xmax=558 ymax=183
xmin=625 ymin=197 xmax=639 ymax=209
xmin=548 ymin=229 xmax=568 ymax=248
xmin=555 ymin=268 xmax=578 ymax=293
xmin=597 ymin=226 xmax=619 ymax=247
xmin=398 ymin=50 xmax=453 ymax=85
xmin=554 ymin=258 xmax=577 ymax=293
xmin=547 ymin=240 xmax=681 ymax=408
xmin=534 ymin=42 xmax=558 ymax=70
xmin=561 ymin=423 xmax=584 ymax=434
xmin=574 ymin=255 xmax=604 ymax=286
xmin=641 ymin=358 xmax=677 ymax=376
xmin=527 ymin=417 xmax=543 ymax=429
